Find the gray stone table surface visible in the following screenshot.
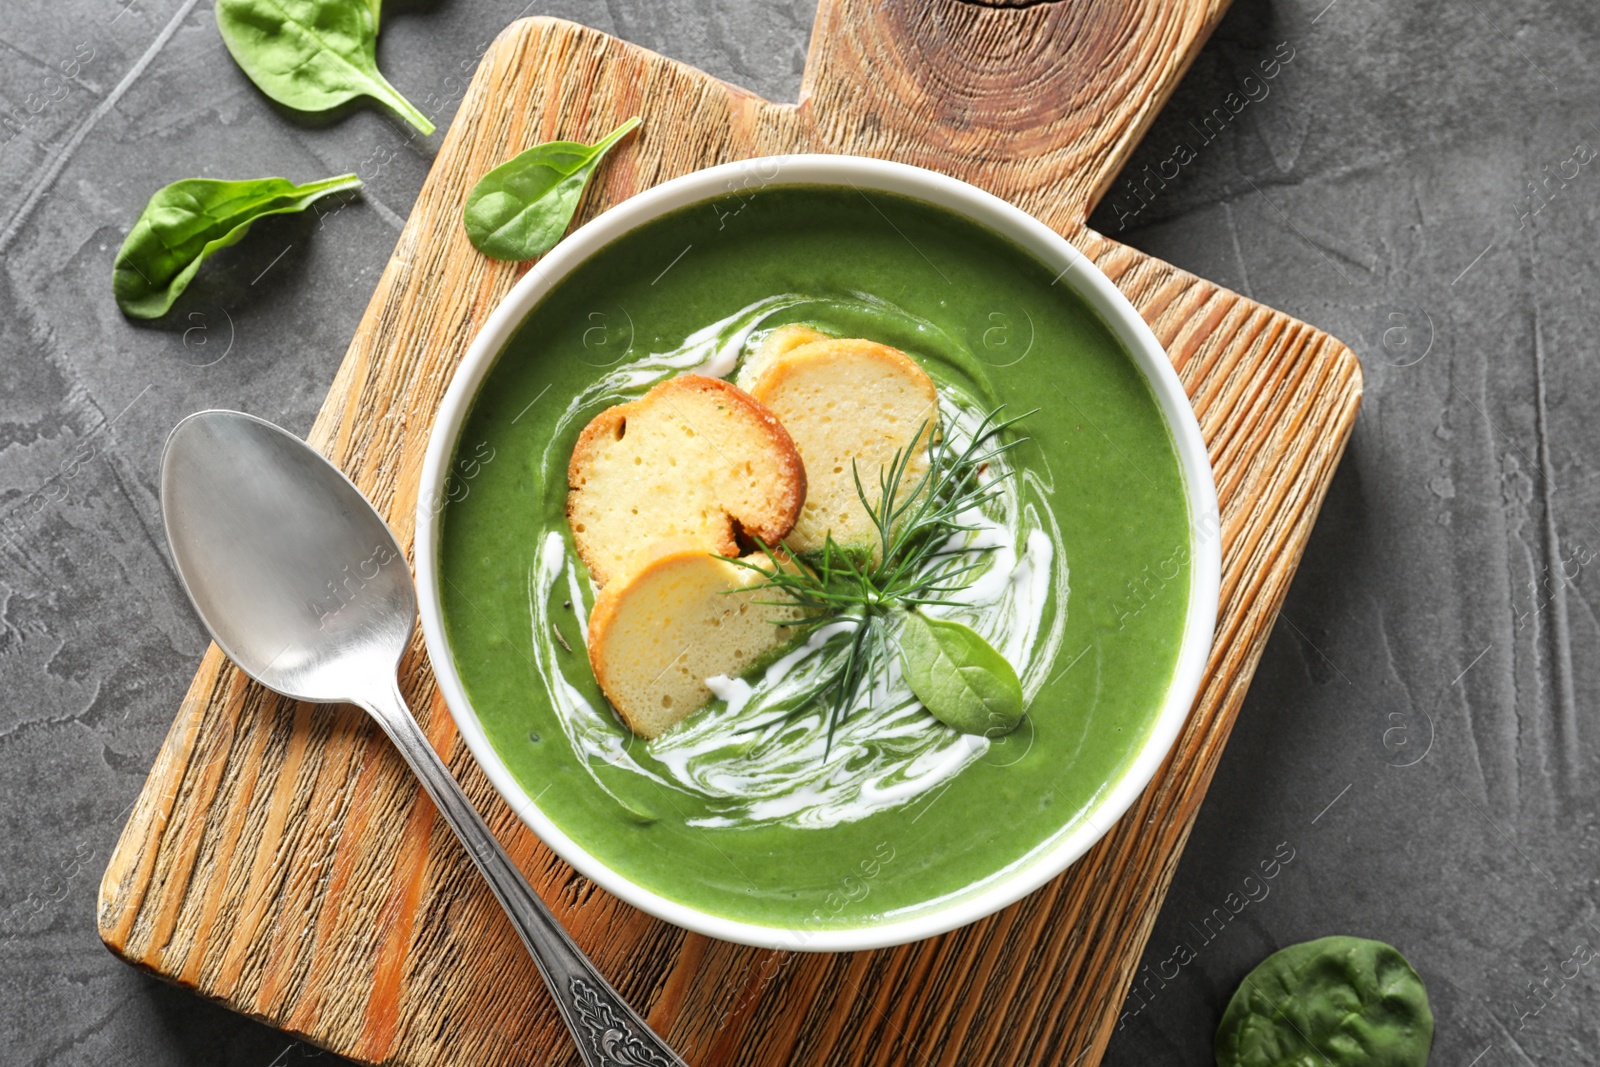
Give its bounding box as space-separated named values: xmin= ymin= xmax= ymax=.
xmin=2 ymin=0 xmax=1596 ymax=1064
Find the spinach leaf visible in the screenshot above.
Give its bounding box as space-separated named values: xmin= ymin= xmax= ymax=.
xmin=462 ymin=117 xmax=641 ymax=261
xmin=215 ymin=0 xmax=433 ymax=135
xmin=112 ymin=173 xmax=362 ymax=320
xmin=897 ymin=612 xmax=1024 ymax=736
xmin=1216 ymin=936 xmax=1433 ymax=1067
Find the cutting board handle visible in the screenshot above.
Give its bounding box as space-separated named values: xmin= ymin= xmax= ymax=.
xmin=801 ymin=0 xmax=1227 ymax=231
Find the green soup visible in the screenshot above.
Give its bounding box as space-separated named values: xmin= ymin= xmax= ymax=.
xmin=438 ymin=186 xmax=1192 ymax=931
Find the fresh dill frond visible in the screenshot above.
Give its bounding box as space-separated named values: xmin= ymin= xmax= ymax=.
xmin=721 ymin=405 xmax=1034 ymax=751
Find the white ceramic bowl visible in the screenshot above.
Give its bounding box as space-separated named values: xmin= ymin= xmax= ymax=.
xmin=416 ymin=155 xmax=1220 ymax=952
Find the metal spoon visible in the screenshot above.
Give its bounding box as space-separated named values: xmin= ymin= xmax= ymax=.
xmin=160 ymin=410 xmax=686 ymax=1067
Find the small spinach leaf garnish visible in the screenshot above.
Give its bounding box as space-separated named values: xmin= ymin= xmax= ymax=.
xmin=112 ymin=173 xmax=362 ymax=320
xmin=215 ymin=0 xmax=434 ymax=135
xmin=898 ymin=612 xmax=1023 ymax=736
xmin=462 ymin=117 xmax=642 ymax=261
xmin=1216 ymin=936 xmax=1434 ymax=1067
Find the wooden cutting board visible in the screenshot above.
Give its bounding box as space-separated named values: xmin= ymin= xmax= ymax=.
xmin=98 ymin=4 xmax=1361 ymax=1065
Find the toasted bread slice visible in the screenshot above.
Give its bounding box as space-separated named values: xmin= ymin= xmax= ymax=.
xmin=735 ymin=323 xmax=831 ymax=391
xmin=587 ymin=542 xmax=803 ymax=738
xmin=567 ymin=375 xmax=807 ymax=586
xmin=746 ymin=338 xmax=939 ymax=557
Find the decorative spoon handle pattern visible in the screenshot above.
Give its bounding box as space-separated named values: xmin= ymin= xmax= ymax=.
xmin=362 ymin=679 xmax=688 ymax=1067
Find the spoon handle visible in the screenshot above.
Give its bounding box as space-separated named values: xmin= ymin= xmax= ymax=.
xmin=360 ymin=677 xmax=688 ymax=1067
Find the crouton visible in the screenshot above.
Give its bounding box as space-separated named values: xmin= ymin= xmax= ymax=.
xmin=736 ymin=323 xmax=831 ymax=391
xmin=586 ymin=542 xmax=803 ymax=737
xmin=567 ymin=375 xmax=806 ymax=586
xmin=745 ymin=338 xmax=939 ymax=557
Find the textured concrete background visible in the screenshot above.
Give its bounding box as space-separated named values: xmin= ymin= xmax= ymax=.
xmin=2 ymin=0 xmax=1596 ymax=1064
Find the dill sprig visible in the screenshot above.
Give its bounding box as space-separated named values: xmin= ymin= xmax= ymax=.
xmin=723 ymin=406 xmax=1032 ymax=750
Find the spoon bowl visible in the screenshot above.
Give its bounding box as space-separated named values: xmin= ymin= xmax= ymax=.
xmin=161 ymin=411 xmax=414 ymax=703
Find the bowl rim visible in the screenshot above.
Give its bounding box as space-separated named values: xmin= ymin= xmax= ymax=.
xmin=415 ymin=153 xmax=1221 ymax=952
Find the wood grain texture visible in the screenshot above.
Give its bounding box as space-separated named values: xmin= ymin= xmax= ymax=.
xmin=97 ymin=3 xmax=1362 ymax=1065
